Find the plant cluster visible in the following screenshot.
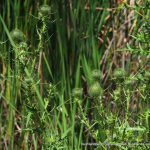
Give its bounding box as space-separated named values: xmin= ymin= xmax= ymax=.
xmin=0 ymin=0 xmax=149 ymax=149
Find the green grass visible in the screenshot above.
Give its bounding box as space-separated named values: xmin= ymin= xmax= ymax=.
xmin=0 ymin=0 xmax=150 ymax=149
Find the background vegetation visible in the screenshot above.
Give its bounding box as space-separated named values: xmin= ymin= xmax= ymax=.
xmin=0 ymin=0 xmax=149 ymax=149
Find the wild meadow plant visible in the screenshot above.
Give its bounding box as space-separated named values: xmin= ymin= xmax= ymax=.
xmin=0 ymin=0 xmax=149 ymax=149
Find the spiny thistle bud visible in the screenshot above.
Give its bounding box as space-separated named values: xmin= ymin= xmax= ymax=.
xmin=113 ymin=68 xmax=125 ymax=79
xmin=88 ymin=82 xmax=103 ymax=97
xmin=10 ymin=29 xmax=25 ymax=44
xmin=91 ymin=69 xmax=102 ymax=81
xmin=39 ymin=5 xmax=51 ymax=18
xmin=72 ymin=88 xmax=83 ymax=98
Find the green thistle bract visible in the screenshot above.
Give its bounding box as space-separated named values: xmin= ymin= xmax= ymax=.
xmin=113 ymin=68 xmax=125 ymax=79
xmin=89 ymin=82 xmax=103 ymax=97
xmin=10 ymin=29 xmax=25 ymax=44
xmin=92 ymin=69 xmax=102 ymax=81
xmin=72 ymin=88 xmax=83 ymax=98
xmin=39 ymin=5 xmax=51 ymax=18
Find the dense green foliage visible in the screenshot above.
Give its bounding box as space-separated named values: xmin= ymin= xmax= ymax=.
xmin=0 ymin=0 xmax=149 ymax=149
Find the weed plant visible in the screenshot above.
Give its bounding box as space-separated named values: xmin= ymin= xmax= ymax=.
xmin=0 ymin=0 xmax=150 ymax=149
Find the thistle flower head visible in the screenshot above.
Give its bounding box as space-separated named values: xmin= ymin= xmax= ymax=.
xmin=39 ymin=5 xmax=51 ymax=19
xmin=88 ymin=82 xmax=103 ymax=97
xmin=10 ymin=29 xmax=25 ymax=44
xmin=113 ymin=68 xmax=125 ymax=80
xmin=91 ymin=69 xmax=102 ymax=81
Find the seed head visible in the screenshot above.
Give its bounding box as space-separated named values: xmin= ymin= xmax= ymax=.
xmin=10 ymin=29 xmax=25 ymax=44
xmin=88 ymin=82 xmax=103 ymax=97
xmin=113 ymin=68 xmax=125 ymax=79
xmin=39 ymin=5 xmax=51 ymax=18
xmin=91 ymin=69 xmax=102 ymax=81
